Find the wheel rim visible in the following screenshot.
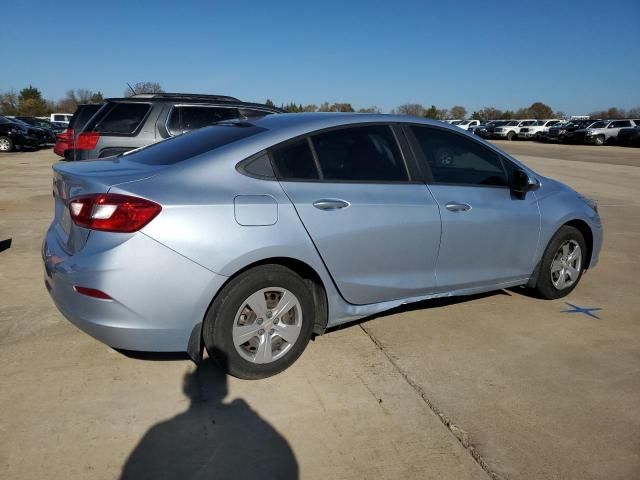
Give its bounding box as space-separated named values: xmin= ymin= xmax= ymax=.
xmin=232 ymin=287 xmax=302 ymax=364
xmin=0 ymin=138 xmax=10 ymax=151
xmin=550 ymin=240 xmax=582 ymax=290
xmin=438 ymin=150 xmax=453 ymax=165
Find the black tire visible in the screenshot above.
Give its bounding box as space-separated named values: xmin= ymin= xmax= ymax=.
xmin=0 ymin=136 xmax=14 ymax=152
xmin=203 ymin=265 xmax=315 ymax=379
xmin=506 ymin=131 xmax=515 ymax=141
xmin=593 ymin=135 xmax=605 ymax=146
xmin=534 ymin=226 xmax=586 ymax=300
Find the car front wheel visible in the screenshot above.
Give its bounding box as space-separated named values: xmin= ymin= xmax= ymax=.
xmin=534 ymin=226 xmax=586 ymax=299
xmin=203 ymin=265 xmax=315 ymax=379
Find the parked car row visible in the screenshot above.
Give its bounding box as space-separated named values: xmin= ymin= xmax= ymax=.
xmin=0 ymin=115 xmax=62 ymax=152
xmin=467 ymin=118 xmax=640 ymax=147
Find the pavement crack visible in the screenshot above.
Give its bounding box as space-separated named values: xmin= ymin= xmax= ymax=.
xmin=359 ymin=324 xmax=506 ymax=480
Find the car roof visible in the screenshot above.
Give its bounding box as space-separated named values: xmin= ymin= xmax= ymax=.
xmin=218 ymin=112 xmax=477 ymax=149
xmin=103 ymin=94 xmax=284 ymax=112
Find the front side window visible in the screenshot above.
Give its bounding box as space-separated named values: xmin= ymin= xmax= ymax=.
xmin=311 ymin=125 xmax=407 ymax=182
xmin=410 ymin=126 xmax=508 ymax=187
xmin=167 ymin=106 xmax=240 ymax=136
xmin=610 ymin=120 xmax=632 ymax=128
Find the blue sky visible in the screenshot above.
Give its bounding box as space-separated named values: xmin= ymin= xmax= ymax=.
xmin=1 ymin=0 xmax=638 ymax=114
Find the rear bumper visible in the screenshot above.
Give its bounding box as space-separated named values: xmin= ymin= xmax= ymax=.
xmin=42 ymin=227 xmax=228 ymax=353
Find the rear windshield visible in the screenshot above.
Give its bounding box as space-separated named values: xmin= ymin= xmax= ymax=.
xmin=70 ymin=104 xmax=101 ymax=130
xmin=91 ymin=102 xmax=151 ymax=134
xmin=125 ymin=123 xmax=267 ymax=165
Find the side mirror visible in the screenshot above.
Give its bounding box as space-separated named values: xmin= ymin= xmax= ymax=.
xmin=511 ymin=169 xmax=538 ymax=193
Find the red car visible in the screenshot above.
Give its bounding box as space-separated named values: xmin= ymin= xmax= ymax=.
xmin=53 ymin=104 xmax=101 ymax=159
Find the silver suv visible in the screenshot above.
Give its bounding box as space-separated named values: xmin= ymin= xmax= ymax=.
xmin=70 ymin=93 xmax=283 ymax=160
xmin=569 ymin=119 xmax=640 ymax=146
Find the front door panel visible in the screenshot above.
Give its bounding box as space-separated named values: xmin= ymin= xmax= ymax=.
xmin=429 ymin=185 xmax=540 ymax=289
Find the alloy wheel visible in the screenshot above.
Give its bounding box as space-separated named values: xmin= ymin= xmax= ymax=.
xmin=0 ymin=137 xmax=11 ymax=151
xmin=550 ymin=240 xmax=582 ymax=290
xmin=232 ymin=287 xmax=302 ymax=364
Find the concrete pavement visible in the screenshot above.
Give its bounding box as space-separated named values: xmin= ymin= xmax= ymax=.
xmin=1 ymin=142 xmax=639 ymax=479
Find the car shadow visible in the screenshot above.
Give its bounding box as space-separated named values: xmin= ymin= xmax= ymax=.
xmin=326 ymin=289 xmax=513 ymax=333
xmin=120 ymin=356 xmax=298 ymax=480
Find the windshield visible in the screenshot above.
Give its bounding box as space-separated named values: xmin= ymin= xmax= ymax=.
xmin=451 ymin=120 xmax=461 ymax=125
xmin=126 ymin=123 xmax=268 ymax=165
xmin=459 ymin=120 xmax=470 ymax=125
xmin=505 ymin=121 xmax=519 ymax=126
xmin=10 ymin=119 xmax=30 ymax=128
xmin=589 ymin=121 xmax=607 ymax=129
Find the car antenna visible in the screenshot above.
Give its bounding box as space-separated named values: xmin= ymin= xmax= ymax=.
xmin=126 ymin=83 xmax=137 ymax=96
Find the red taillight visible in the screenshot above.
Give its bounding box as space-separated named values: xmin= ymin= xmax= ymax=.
xmin=68 ymin=194 xmax=161 ymax=233
xmin=74 ymin=286 xmax=112 ymax=300
xmin=57 ymin=128 xmax=73 ymax=142
xmin=75 ymin=131 xmax=100 ymax=150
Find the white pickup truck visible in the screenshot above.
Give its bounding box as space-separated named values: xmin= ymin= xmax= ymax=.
xmin=456 ymin=119 xmax=481 ymax=131
xmin=492 ymin=119 xmax=536 ymax=140
xmin=517 ymin=119 xmax=562 ymax=140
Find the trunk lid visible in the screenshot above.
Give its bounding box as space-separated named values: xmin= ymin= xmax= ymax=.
xmin=51 ymin=158 xmax=162 ymax=255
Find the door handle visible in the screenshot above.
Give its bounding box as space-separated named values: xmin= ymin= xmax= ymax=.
xmin=445 ymin=202 xmax=472 ymax=212
xmin=313 ymin=199 xmax=350 ymax=211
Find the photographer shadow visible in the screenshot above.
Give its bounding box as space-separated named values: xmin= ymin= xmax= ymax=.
xmin=121 ymin=356 xmax=298 ymax=480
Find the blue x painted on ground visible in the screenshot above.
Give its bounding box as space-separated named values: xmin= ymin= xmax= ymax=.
xmin=561 ymin=302 xmax=602 ymax=319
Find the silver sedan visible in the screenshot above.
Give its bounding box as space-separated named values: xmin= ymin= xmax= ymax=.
xmin=43 ymin=113 xmax=602 ymax=378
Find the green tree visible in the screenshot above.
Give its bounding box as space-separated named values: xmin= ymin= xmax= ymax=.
xmin=264 ymin=98 xmax=276 ymax=108
xmin=357 ymin=106 xmax=380 ymax=113
xmin=125 ymin=82 xmax=164 ymax=97
xmin=474 ymin=107 xmax=503 ymax=121
xmin=527 ymin=102 xmax=554 ymax=119
xmin=394 ymin=103 xmax=425 ymax=117
xmin=90 ymin=91 xmax=104 ymax=103
xmin=449 ymin=105 xmax=467 ymax=119
xmin=423 ymin=105 xmax=439 ymax=119
xmin=0 ymin=91 xmax=19 ymax=115
xmin=328 ymin=102 xmax=354 ymax=112
xmin=18 ymin=85 xmax=48 ymax=116
xmin=500 ymin=110 xmax=515 ymax=120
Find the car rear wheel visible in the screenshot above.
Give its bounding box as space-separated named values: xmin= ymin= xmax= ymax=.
xmin=506 ymin=131 xmax=515 ymax=141
xmin=534 ymin=226 xmax=586 ymax=299
xmin=203 ymin=265 xmax=315 ymax=379
xmin=0 ymin=136 xmax=13 ymax=152
xmin=593 ymin=135 xmax=605 ymax=146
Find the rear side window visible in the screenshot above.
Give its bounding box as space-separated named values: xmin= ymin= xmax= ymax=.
xmin=311 ymin=125 xmax=407 ymax=182
xmin=410 ymin=126 xmax=508 ymax=187
xmin=94 ymin=103 xmax=151 ymax=134
xmin=125 ymin=124 xmax=267 ymax=165
xmin=167 ymin=106 xmax=239 ymax=136
xmin=271 ymin=139 xmax=320 ymax=180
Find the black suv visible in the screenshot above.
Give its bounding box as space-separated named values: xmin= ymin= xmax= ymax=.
xmin=71 ymin=93 xmax=283 ymax=160
xmin=0 ymin=116 xmax=40 ymax=152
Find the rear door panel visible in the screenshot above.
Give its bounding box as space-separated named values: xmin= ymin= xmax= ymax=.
xmin=279 ymin=182 xmax=441 ymax=305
